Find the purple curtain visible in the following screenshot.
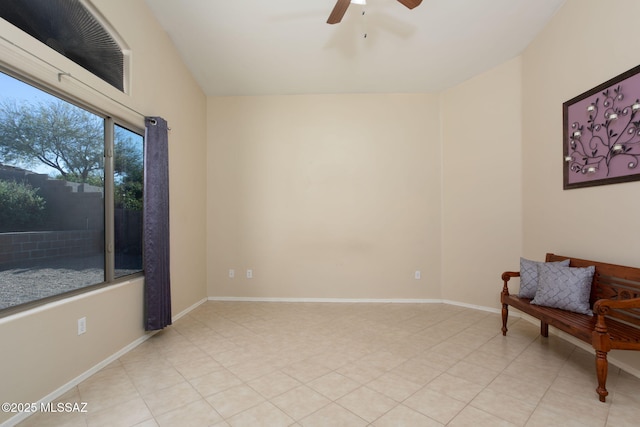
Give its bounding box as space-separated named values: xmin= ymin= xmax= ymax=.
xmin=143 ymin=117 xmax=172 ymax=330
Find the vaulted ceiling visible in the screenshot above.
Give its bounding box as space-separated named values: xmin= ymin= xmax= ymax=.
xmin=145 ymin=0 xmax=565 ymax=96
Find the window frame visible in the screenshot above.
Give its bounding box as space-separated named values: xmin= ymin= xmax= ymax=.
xmin=0 ymin=70 xmax=144 ymax=318
xmin=0 ymin=2 xmax=145 ymax=317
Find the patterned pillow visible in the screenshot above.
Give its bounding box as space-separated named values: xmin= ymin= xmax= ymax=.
xmin=531 ymin=263 xmax=595 ymax=315
xmin=518 ymin=257 xmax=570 ymax=298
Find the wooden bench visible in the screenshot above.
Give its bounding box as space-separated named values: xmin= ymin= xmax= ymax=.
xmin=500 ymin=253 xmax=640 ymax=402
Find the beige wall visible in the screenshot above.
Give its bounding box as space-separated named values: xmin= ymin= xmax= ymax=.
xmin=522 ymin=0 xmax=640 ymax=372
xmin=0 ymin=1 xmax=207 ymax=423
xmin=207 ymin=94 xmax=442 ymax=300
xmin=440 ymin=57 xmax=523 ymax=309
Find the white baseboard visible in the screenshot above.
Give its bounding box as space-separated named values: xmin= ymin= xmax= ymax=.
xmin=442 ymin=299 xmax=501 ymax=314
xmin=172 ymin=297 xmax=207 ymax=322
xmin=208 ymin=296 xmax=503 ymax=315
xmin=1 ymin=331 xmax=156 ymax=427
xmin=209 ymin=296 xmax=444 ymax=304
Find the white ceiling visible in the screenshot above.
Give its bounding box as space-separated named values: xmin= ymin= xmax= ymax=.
xmin=144 ymin=0 xmax=565 ymax=96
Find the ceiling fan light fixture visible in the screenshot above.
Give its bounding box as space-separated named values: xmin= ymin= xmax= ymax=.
xmin=351 ymin=0 xmax=366 ymax=4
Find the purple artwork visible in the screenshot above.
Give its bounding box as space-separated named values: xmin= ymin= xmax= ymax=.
xmin=563 ymin=65 xmax=640 ymax=189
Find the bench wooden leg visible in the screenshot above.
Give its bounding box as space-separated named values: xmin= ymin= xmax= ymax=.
xmin=501 ymin=303 xmax=508 ymax=336
xmin=595 ymin=350 xmax=609 ymax=402
xmin=541 ymin=322 xmax=548 ymax=337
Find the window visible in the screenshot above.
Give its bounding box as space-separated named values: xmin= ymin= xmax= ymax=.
xmin=0 ymin=71 xmax=143 ymax=312
xmin=114 ymin=125 xmax=144 ymax=278
xmin=0 ymin=0 xmax=127 ymax=92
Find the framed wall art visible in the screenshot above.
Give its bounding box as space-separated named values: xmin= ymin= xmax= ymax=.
xmin=563 ymin=64 xmax=640 ymax=189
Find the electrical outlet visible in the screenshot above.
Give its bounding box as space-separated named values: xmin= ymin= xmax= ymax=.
xmin=246 ymin=269 xmax=253 ymax=279
xmin=229 ymin=269 xmax=235 ymax=278
xmin=77 ymin=317 xmax=86 ymax=335
xmin=414 ymin=270 xmax=421 ymax=280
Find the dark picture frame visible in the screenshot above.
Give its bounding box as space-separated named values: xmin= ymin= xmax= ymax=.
xmin=563 ymin=64 xmax=640 ymax=189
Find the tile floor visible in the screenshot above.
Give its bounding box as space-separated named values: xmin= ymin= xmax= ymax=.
xmin=16 ymin=301 xmax=640 ymax=426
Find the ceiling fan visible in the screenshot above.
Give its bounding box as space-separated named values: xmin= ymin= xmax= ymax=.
xmin=327 ymin=0 xmax=422 ymax=24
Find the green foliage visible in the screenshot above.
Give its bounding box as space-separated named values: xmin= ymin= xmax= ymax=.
xmin=0 ymin=99 xmax=104 ymax=182
xmin=0 ymin=99 xmax=144 ymax=212
xmin=114 ymin=127 xmax=144 ymax=211
xmin=0 ymin=180 xmax=46 ymax=232
xmin=115 ymin=180 xmax=143 ymax=211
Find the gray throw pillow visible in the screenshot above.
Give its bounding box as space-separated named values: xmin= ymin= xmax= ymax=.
xmin=531 ymin=263 xmax=595 ymax=315
xmin=518 ymin=257 xmax=570 ymax=298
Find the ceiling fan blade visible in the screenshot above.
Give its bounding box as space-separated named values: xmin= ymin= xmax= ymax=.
xmin=396 ymin=0 xmax=422 ymax=9
xmin=327 ymin=0 xmax=350 ymax=24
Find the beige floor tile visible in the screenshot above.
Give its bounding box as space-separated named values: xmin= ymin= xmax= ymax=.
xmin=371 ymin=404 xmax=444 ymax=427
xmin=52 ymin=387 xmax=85 ymax=407
xmin=189 ymin=367 xmax=243 ymax=397
xmin=271 ymin=385 xmax=331 ymax=420
xmin=335 ymin=386 xmax=397 ymax=422
xmin=142 ymin=381 xmax=201 ymax=417
xmin=446 ymin=360 xmax=501 ymax=387
xmin=411 ymin=350 xmax=460 ymax=371
xmin=17 ymin=410 xmax=87 ymax=427
xmin=225 ymin=359 xmax=278 ymax=382
xmin=247 ymin=370 xmax=302 ymax=399
xmin=463 ymin=349 xmax=514 ymax=372
xmin=133 ymin=419 xmax=159 ymax=427
xmin=86 ymin=396 xmax=152 ymax=427
xmin=356 ymin=349 xmax=407 ymax=372
xmin=307 ymin=371 xmax=360 ymax=401
xmin=614 ymin=370 xmax=640 ymax=401
xmin=281 ymin=359 xmax=333 ymax=384
xmin=448 ymin=405 xmax=518 ymax=427
xmin=335 ymin=361 xmax=386 ymax=384
xmin=206 ymin=384 xmax=265 ymax=419
xmin=197 ymin=337 xmax=240 ymax=357
xmin=24 ymin=302 xmax=640 ymax=427
xmin=305 ymin=350 xmax=355 ymax=370
xmin=502 ymin=357 xmax=563 ymax=383
xmin=525 ymin=389 xmax=608 ymax=427
xmin=161 ymin=343 xmax=209 ymax=366
xmin=119 ymin=341 xmax=166 ymax=366
xmin=390 ymin=357 xmax=442 ymax=384
xmin=171 ymin=355 xmax=221 ymax=380
xmin=470 ymin=389 xmax=536 ymax=426
xmin=607 ymin=392 xmax=640 ymax=426
xmin=548 ymin=374 xmax=598 ymax=401
xmin=122 ymin=358 xmax=186 ymax=396
xmin=155 ymin=399 xmax=223 ymax=427
xmin=403 ymin=387 xmax=466 ymax=424
xmin=363 ymin=371 xmax=424 ymax=402
xmin=226 ymin=401 xmax=294 ymax=427
xmin=211 ymin=347 xmax=258 ymax=367
xmin=525 ymin=406 xmax=595 ymax=427
xmin=299 ymin=403 xmax=368 ymax=427
xmin=77 ymin=366 xmax=140 ymax=413
xmin=486 ymin=372 xmax=551 ymax=406
xmin=425 ymin=373 xmax=484 ymax=403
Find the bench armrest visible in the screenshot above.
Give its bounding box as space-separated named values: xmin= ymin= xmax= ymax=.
xmin=593 ymin=297 xmax=640 ymax=313
xmin=501 ymin=271 xmax=520 ymax=295
xmin=593 ymin=297 xmax=640 ymax=341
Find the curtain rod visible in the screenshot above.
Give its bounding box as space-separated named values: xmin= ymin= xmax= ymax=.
xmin=0 ymin=33 xmax=147 ymax=121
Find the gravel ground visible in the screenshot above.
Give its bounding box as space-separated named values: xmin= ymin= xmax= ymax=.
xmin=0 ymin=256 xmax=139 ymax=310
